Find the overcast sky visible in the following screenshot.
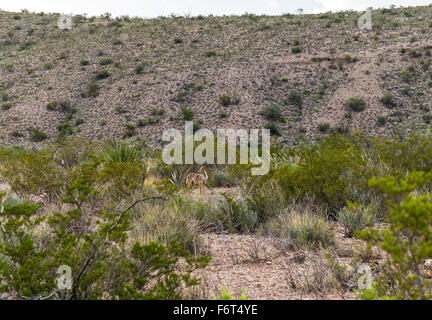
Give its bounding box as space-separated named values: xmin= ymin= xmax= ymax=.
xmin=0 ymin=1 xmax=431 ymax=17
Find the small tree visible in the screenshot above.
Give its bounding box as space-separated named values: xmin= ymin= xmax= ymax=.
xmin=357 ymin=171 xmax=432 ymax=300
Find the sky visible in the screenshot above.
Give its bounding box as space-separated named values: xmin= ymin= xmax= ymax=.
xmin=0 ymin=0 xmax=431 ymax=18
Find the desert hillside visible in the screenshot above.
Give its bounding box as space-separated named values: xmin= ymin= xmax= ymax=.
xmin=1 ymin=6 xmax=432 ymax=146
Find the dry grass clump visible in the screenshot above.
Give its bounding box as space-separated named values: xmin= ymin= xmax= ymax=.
xmin=262 ymin=206 xmax=335 ymax=251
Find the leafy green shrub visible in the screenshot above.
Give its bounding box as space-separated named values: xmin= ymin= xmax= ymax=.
xmin=260 ymin=104 xmax=283 ymax=122
xmin=347 ymin=98 xmax=366 ymax=112
xmin=218 ymin=110 xmax=228 ymax=118
xmin=219 ymin=95 xmax=232 ymax=106
xmin=30 ymin=127 xmax=48 ymax=142
xmin=371 ymin=134 xmax=432 ymax=178
xmin=357 ymin=171 xmax=432 ymax=299
xmin=381 ymin=94 xmax=396 ymax=108
xmin=292 ymin=46 xmax=302 ymax=54
xmin=180 ymin=106 xmax=194 ymax=120
xmin=0 ymin=155 xmax=209 ymax=300
xmin=275 ymin=135 xmax=376 ymax=214
xmin=135 ymin=64 xmax=145 ymax=74
xmin=264 ymin=122 xmax=281 ymax=136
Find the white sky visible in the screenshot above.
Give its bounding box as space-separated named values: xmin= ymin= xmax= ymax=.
xmin=0 ymin=0 xmax=430 ymax=17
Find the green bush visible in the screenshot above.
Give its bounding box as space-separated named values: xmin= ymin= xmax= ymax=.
xmin=0 ymin=157 xmax=209 ymax=300
xmin=260 ymin=104 xmax=283 ymax=122
xmin=357 ymin=171 xmax=432 ymax=299
xmin=30 ymin=127 xmax=48 ymax=142
xmin=292 ymin=46 xmax=302 ymax=54
xmin=289 ymin=90 xmax=303 ymax=107
xmin=347 ymin=98 xmax=366 ymax=112
xmin=275 ymin=135 xmax=377 ymax=214
xmin=180 ymin=106 xmax=194 ymax=121
xmin=264 ymin=122 xmax=281 ymax=136
xmin=381 ymin=94 xmax=396 ymax=108
xmin=337 ymin=202 xmax=373 ymax=237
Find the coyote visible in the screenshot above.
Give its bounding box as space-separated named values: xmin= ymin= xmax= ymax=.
xmin=185 ymin=166 xmax=208 ymax=196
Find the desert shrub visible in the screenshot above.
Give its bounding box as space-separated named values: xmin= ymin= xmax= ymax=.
xmin=357 ymin=171 xmax=432 ymax=299
xmin=260 ymin=104 xmax=283 ymax=122
xmin=100 ymin=140 xmax=146 ymax=197
xmin=95 ymin=70 xmax=110 ymax=80
xmin=265 ymin=209 xmax=335 ymax=251
xmin=371 ymin=134 xmax=432 ymax=178
xmin=0 ymin=147 xmax=65 ymax=200
xmin=80 ymin=60 xmax=90 ymax=66
xmin=218 ymin=110 xmax=228 ymax=118
xmin=337 ymin=202 xmax=374 ymax=237
xmin=381 ymin=93 xmax=396 ymax=108
xmin=264 ymin=122 xmax=281 ymax=136
xmin=289 ymin=90 xmax=303 ymax=107
xmin=377 ymin=116 xmax=387 ymax=126
xmin=275 ymin=134 xmax=376 ymax=214
xmin=246 ymin=179 xmax=285 ymax=224
xmin=218 ymin=195 xmax=258 ymax=233
xmin=102 ymin=139 xmax=143 ymax=164
xmin=99 ymin=58 xmax=113 ymax=65
xmin=204 ymin=51 xmax=216 ymax=57
xmin=208 ymin=171 xmax=237 ymax=188
xmin=83 ymin=81 xmax=100 ymax=97
xmin=130 ymin=199 xmax=204 ymax=254
xmin=347 ymin=97 xmax=366 ymax=112
xmin=46 ymin=100 xmax=71 ymax=112
xmin=0 ymin=164 xmax=208 ymax=299
xmin=30 ymin=127 xmax=48 ymax=142
xmin=135 ymin=64 xmax=145 ymax=74
xmin=219 ymin=95 xmax=231 ymax=106
xmin=180 ymin=106 xmax=194 ymax=120
xmin=291 ymin=46 xmax=302 ymax=54
xmin=318 ymin=122 xmax=330 ymax=133
xmin=423 ymin=114 xmax=432 ymax=124
xmin=174 ymin=37 xmax=183 ymax=43
xmin=0 ymin=91 xmax=9 ymax=101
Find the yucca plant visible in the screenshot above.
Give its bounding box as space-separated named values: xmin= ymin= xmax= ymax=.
xmin=103 ymin=139 xmax=143 ymax=164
